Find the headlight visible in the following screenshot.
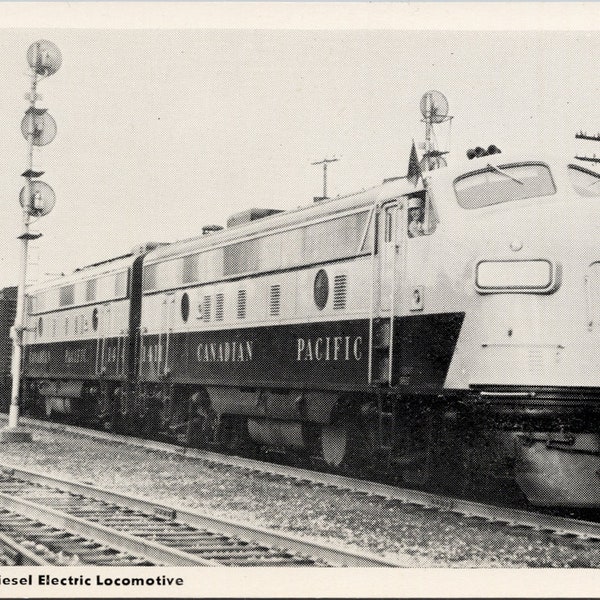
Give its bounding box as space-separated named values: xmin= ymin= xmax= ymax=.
xmin=476 ymin=259 xmax=558 ymax=293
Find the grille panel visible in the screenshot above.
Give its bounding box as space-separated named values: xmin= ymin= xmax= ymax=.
xmin=215 ymin=293 xmax=224 ymax=321
xmin=237 ymin=290 xmax=247 ymax=320
xmin=270 ymin=285 xmax=281 ymax=316
xmin=333 ymin=275 xmax=347 ymax=310
xmin=203 ymin=296 xmax=211 ymax=323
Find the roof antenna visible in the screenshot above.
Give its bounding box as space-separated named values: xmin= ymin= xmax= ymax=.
xmin=311 ymin=157 xmax=338 ymax=202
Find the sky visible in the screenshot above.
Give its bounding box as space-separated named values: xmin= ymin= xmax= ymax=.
xmin=0 ymin=23 xmax=599 ymax=287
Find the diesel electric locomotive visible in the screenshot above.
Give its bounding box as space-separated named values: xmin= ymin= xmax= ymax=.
xmin=19 ymin=148 xmax=600 ymax=507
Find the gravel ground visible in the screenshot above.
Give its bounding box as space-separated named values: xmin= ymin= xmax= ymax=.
xmin=0 ymin=427 xmax=598 ymax=567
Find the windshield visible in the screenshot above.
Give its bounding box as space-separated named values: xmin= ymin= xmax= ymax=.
xmin=568 ymin=164 xmax=600 ymax=197
xmin=455 ymin=162 xmax=556 ymax=209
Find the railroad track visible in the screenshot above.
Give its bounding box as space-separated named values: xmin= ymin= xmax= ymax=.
xmin=3 ymin=415 xmax=600 ymax=552
xmin=0 ymin=461 xmax=401 ymax=567
xmin=0 ymin=529 xmax=60 ymax=566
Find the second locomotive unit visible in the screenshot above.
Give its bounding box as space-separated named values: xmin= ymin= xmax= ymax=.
xmin=21 ymin=147 xmax=600 ymax=508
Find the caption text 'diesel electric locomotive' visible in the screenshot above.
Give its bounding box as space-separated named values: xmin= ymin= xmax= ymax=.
xmin=11 ymin=147 xmax=600 ymax=507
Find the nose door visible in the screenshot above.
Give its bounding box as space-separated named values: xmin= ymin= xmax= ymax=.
xmin=379 ymin=201 xmax=404 ymax=312
xmin=371 ymin=200 xmax=406 ymax=386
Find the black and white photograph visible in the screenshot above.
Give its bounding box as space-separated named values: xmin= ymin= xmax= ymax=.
xmin=0 ymin=1 xmax=599 ymax=596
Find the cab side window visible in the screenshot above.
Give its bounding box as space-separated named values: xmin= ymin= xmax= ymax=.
xmin=407 ymin=191 xmax=437 ymax=237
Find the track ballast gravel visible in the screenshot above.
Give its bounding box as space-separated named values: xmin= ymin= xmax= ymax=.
xmin=0 ymin=426 xmax=598 ymax=567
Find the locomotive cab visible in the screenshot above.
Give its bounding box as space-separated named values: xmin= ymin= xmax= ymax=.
xmin=424 ymin=152 xmax=600 ymax=506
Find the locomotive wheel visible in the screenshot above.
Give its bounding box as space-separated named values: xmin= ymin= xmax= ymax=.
xmin=319 ymin=420 xmax=379 ymax=471
xmin=318 ymin=394 xmax=380 ymax=471
xmin=320 ymin=424 xmax=349 ymax=467
xmin=218 ymin=415 xmax=253 ymax=454
xmin=183 ymin=391 xmax=215 ymax=448
xmin=401 ymin=453 xmax=432 ymax=486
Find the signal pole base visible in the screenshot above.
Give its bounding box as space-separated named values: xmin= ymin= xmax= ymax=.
xmin=0 ymin=427 xmax=32 ymax=443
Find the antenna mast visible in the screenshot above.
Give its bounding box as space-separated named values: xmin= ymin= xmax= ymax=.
xmin=311 ymin=157 xmax=338 ymax=201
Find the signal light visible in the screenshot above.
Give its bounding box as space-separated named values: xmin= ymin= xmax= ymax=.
xmin=466 ymin=144 xmax=502 ymax=159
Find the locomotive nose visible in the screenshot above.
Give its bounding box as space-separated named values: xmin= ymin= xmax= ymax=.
xmin=467 ymin=198 xmax=600 ymax=392
xmin=464 ymin=201 xmax=600 ymax=507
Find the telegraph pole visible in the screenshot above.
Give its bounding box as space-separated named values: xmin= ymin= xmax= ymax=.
xmin=1 ymin=40 xmax=61 ymax=442
xmin=311 ymin=157 xmax=338 ymax=201
xmin=575 ymin=131 xmax=600 ymax=164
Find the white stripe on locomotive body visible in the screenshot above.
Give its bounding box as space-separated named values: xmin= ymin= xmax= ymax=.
xmin=141 ymin=256 xmax=373 ymax=334
xmin=140 ymin=150 xmax=600 ymax=393
xmin=25 ymin=254 xmax=136 ymax=346
xmin=26 ymin=299 xmax=131 ymax=344
xmin=139 ymin=178 xmax=412 ymax=336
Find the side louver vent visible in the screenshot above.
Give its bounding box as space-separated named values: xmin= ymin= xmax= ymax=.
xmin=203 ymin=295 xmax=211 ymax=322
xmin=215 ymin=293 xmax=224 ymax=321
xmin=269 ymin=284 xmax=281 ymax=316
xmin=333 ymin=275 xmax=347 ymax=310
xmin=237 ymin=289 xmax=247 ymax=319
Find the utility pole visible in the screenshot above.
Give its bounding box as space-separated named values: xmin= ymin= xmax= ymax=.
xmin=311 ymin=157 xmax=338 ymax=201
xmin=574 ymin=155 xmax=600 ymax=165
xmin=1 ymin=40 xmax=61 ymax=442
xmin=576 ymin=131 xmax=600 ymax=142
xmin=575 ymin=131 xmax=600 ymax=164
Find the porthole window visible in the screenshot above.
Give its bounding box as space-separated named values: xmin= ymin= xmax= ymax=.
xmin=181 ymin=292 xmax=190 ymax=322
xmin=314 ymin=269 xmax=329 ymax=310
xmin=92 ymin=308 xmax=98 ymax=331
xmin=38 ymin=317 xmax=43 ymax=337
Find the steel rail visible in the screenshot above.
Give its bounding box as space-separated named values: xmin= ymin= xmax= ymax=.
xmin=0 ymin=462 xmax=404 ymax=567
xmin=5 ymin=415 xmax=600 ymax=543
xmin=0 ymin=530 xmax=50 ymax=566
xmin=0 ymin=484 xmax=217 ymax=567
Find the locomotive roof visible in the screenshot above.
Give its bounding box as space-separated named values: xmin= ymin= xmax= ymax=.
xmin=28 ymin=252 xmax=139 ymax=294
xmin=145 ymin=175 xmax=423 ymax=264
xmin=146 ymin=150 xmax=571 ymax=265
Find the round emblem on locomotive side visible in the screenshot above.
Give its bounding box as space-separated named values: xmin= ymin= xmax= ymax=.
xmin=314 ymin=269 xmax=329 ymax=310
xmin=181 ymin=292 xmax=190 ymax=322
xmin=92 ymin=308 xmax=98 ymax=331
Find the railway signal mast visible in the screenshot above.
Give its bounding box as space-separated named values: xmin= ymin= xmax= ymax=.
xmin=419 ymin=90 xmax=452 ymax=172
xmin=1 ymin=41 xmax=61 ymax=442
